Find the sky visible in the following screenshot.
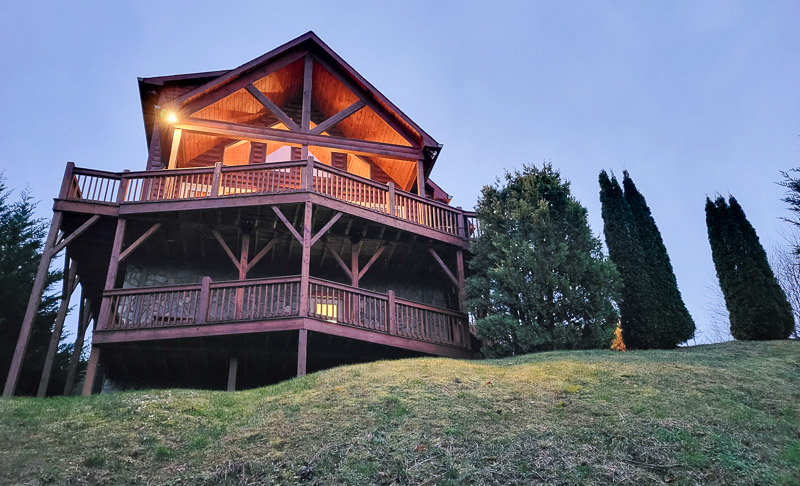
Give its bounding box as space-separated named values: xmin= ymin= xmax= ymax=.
xmin=1 ymin=1 xmax=798 ymax=344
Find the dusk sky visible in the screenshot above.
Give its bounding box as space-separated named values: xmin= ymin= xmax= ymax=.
xmin=1 ymin=1 xmax=798 ymax=343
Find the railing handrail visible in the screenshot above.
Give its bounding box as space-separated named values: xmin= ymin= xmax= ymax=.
xmin=121 ymin=166 xmax=216 ymax=178
xmin=311 ymin=161 xmax=390 ymax=192
xmin=103 ymin=275 xmax=302 ymax=296
xmin=308 ymin=276 xmax=389 ymax=300
xmin=104 ymin=283 xmax=201 ymax=296
xmin=220 ymin=160 xmax=307 ymax=174
xmin=394 ymin=298 xmax=466 ymax=318
xmin=210 ymin=275 xmax=301 ymax=289
xmin=394 ymin=186 xmax=461 ymax=213
xmin=71 ymin=168 xmax=123 ymax=179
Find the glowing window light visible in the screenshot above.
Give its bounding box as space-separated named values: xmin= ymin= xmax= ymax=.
xmin=316 ymin=302 xmax=338 ymax=322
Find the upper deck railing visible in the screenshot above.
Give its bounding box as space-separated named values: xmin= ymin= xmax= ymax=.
xmin=60 ymin=160 xmax=481 ymax=240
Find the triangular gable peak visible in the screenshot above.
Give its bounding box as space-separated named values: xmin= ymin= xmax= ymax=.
xmin=143 ymin=32 xmax=441 ymax=194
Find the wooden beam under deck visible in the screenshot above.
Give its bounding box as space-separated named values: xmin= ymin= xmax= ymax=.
xmin=93 ymin=318 xmax=472 ymax=360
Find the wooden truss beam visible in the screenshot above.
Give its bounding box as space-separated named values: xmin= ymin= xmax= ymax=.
xmin=310 ymin=54 xmax=420 ymax=147
xmin=272 ymin=206 xmax=303 ymax=243
xmin=429 ymin=248 xmax=458 ymax=286
xmin=245 ymin=84 xmax=300 ymax=131
xmin=212 ymin=230 xmax=240 ymax=270
xmin=246 ymin=237 xmax=278 ymax=272
xmin=119 ymin=223 xmax=161 ymax=262
xmin=52 ymin=215 xmax=101 ymax=255
xmin=324 ymin=240 xmax=353 ymax=280
xmin=310 ymin=100 xmax=365 ymax=135
xmin=177 ymin=117 xmax=422 ymax=161
xmin=358 ymin=245 xmax=385 ymax=281
xmin=309 ymin=212 xmax=342 ymax=247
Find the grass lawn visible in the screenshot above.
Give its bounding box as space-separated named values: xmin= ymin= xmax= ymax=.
xmin=0 ymin=340 xmax=798 ymax=485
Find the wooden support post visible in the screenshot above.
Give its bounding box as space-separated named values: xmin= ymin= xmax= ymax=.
xmin=387 ymin=290 xmax=396 ymax=335
xmin=116 ymin=170 xmax=130 ymax=203
xmin=37 ymin=259 xmax=78 ymax=397
xmin=387 ymin=182 xmax=396 ymax=216
xmin=59 ymin=162 xmax=76 ymax=199
xmin=227 ymin=356 xmax=238 ymax=392
xmin=456 ymin=249 xmax=465 ymax=312
xmin=417 ymin=159 xmax=425 ymax=197
xmin=95 ymin=218 xmax=126 ymax=331
xmin=64 ymin=296 xmax=91 ymax=396
xmin=211 ymin=162 xmax=222 ymax=196
xmin=81 ymin=345 xmax=101 ymax=396
xmin=3 ymin=211 xmax=63 ymax=397
xmin=196 ymin=277 xmax=211 ymax=324
xmin=456 ymin=207 xmax=466 ymax=239
xmin=301 ymin=55 xmax=313 ymax=131
xmin=303 ymin=156 xmax=314 ymax=191
xmin=299 ymin=202 xmax=313 ymax=316
xmin=350 ymin=243 xmax=360 ymax=288
xmin=235 ymin=234 xmax=250 ymax=319
xmin=167 ymin=128 xmax=182 ymax=169
xmin=297 ymin=329 xmax=307 ymax=377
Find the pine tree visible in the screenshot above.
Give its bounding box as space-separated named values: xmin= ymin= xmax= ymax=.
xmin=598 ymin=171 xmax=653 ymax=348
xmin=622 ymin=171 xmax=695 ymax=345
xmin=466 ymin=164 xmax=620 ymax=357
xmin=0 ymin=175 xmax=68 ymax=396
xmin=705 ymin=196 xmax=794 ymax=340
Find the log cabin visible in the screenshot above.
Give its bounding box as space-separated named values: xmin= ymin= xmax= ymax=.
xmin=3 ymin=32 xmax=480 ymax=397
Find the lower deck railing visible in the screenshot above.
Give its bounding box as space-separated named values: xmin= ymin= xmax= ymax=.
xmin=98 ymin=276 xmax=470 ymax=350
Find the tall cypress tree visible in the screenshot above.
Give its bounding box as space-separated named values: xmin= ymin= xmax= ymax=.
xmin=622 ymin=171 xmax=695 ymax=345
xmin=705 ymin=196 xmax=794 ymax=340
xmin=599 ymin=171 xmax=652 ymax=348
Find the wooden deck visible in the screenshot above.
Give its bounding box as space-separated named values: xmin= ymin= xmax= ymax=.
xmin=58 ymin=159 xmax=481 ymax=243
xmin=93 ymin=275 xmax=472 ymax=358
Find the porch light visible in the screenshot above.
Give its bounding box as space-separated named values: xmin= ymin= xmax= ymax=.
xmin=167 ymin=112 xmax=178 ymax=123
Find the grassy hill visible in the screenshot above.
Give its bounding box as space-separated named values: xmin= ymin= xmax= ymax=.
xmin=1 ymin=341 xmax=798 ymax=485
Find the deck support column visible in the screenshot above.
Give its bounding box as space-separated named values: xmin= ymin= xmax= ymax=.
xmin=234 ymin=233 xmax=250 ymax=319
xmin=456 ymin=250 xmax=465 ymax=312
xmin=297 ymin=329 xmax=308 ymax=377
xmin=227 ymin=356 xmax=238 ymax=392
xmin=350 ymin=243 xmax=360 ymax=288
xmin=3 ymin=211 xmax=63 ymax=397
xmin=64 ymin=295 xmax=91 ymax=395
xmin=299 ymin=202 xmax=313 ymax=316
xmin=37 ymin=259 xmax=79 ymax=398
xmin=81 ymin=345 xmax=101 ymax=396
xmin=96 ymin=218 xmax=127 ymax=332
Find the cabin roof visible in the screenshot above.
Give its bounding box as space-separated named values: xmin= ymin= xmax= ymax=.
xmin=138 ymin=31 xmax=441 ymax=175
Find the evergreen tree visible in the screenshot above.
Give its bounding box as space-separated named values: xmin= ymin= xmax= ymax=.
xmin=599 ymin=171 xmax=654 ymax=348
xmin=705 ymin=196 xmax=794 ymax=340
xmin=622 ymin=171 xmax=695 ymax=345
xmin=0 ymin=175 xmax=70 ymax=396
xmin=466 ymin=164 xmax=620 ymax=357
